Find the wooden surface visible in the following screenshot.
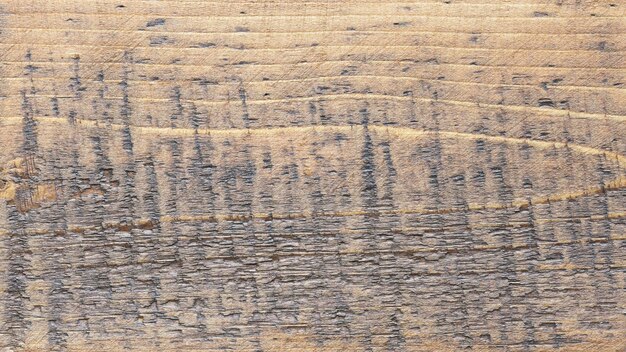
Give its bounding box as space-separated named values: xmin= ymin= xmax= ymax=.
xmin=0 ymin=0 xmax=625 ymax=351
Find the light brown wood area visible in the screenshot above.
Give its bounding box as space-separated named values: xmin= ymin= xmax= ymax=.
xmin=0 ymin=0 xmax=625 ymax=351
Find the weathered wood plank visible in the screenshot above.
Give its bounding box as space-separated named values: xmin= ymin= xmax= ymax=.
xmin=0 ymin=0 xmax=625 ymax=351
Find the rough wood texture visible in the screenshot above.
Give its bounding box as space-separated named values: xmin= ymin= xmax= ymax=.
xmin=0 ymin=0 xmax=625 ymax=351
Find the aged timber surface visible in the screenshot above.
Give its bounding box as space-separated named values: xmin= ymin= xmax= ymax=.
xmin=0 ymin=0 xmax=625 ymax=351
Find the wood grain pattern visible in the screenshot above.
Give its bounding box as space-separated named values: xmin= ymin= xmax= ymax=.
xmin=0 ymin=0 xmax=625 ymax=351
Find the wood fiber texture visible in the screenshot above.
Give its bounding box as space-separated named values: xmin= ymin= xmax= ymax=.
xmin=0 ymin=0 xmax=625 ymax=351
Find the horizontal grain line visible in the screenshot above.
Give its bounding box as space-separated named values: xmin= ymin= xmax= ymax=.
xmin=4 ymin=116 xmax=625 ymax=159
xmin=2 ymin=27 xmax=620 ymax=36
xmin=9 ymin=12 xmax=623 ymax=19
xmin=3 ymin=74 xmax=621 ymax=92
xmin=8 ymin=231 xmax=626 ymax=265
xmin=9 ymin=223 xmax=626 ymax=241
xmin=1 ymin=59 xmax=624 ymax=71
xmin=4 ymin=28 xmax=620 ymax=38
xmin=4 ymin=93 xmax=624 ymax=121
xmin=132 ymin=240 xmax=626 ymax=262
xmin=1 ymin=42 xmax=623 ymax=54
xmin=1 ymin=0 xmax=607 ymax=6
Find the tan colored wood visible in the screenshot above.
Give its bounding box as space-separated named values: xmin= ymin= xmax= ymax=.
xmin=0 ymin=0 xmax=625 ymax=350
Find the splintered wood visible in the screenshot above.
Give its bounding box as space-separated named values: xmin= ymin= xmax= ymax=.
xmin=0 ymin=0 xmax=625 ymax=351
